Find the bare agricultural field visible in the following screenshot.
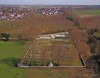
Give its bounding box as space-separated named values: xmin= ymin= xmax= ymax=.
xmin=73 ymin=9 xmax=100 ymax=30
xmin=80 ymin=16 xmax=100 ymax=30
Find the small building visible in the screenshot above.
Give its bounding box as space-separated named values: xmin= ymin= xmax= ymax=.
xmin=38 ymin=32 xmax=69 ymax=40
xmin=54 ymin=34 xmax=67 ymax=39
xmin=48 ymin=62 xmax=54 ymax=67
xmin=39 ymin=35 xmax=51 ymax=39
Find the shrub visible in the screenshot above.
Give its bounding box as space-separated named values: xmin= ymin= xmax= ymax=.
xmin=93 ymin=32 xmax=100 ymax=38
xmin=1 ymin=33 xmax=10 ymax=41
xmin=1 ymin=57 xmax=21 ymax=67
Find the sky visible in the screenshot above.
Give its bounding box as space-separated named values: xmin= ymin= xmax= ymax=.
xmin=0 ymin=0 xmax=100 ymax=5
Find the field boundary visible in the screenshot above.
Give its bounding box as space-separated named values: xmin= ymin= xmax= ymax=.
xmin=18 ymin=65 xmax=86 ymax=68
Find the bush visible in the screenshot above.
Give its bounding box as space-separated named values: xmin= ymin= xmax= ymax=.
xmin=1 ymin=57 xmax=21 ymax=67
xmin=1 ymin=33 xmax=10 ymax=41
xmin=93 ymin=32 xmax=100 ymax=38
xmin=16 ymin=41 xmax=26 ymax=45
xmin=31 ymin=61 xmax=43 ymax=66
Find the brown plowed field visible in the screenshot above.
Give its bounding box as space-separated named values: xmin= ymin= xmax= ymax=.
xmin=81 ymin=16 xmax=100 ymax=31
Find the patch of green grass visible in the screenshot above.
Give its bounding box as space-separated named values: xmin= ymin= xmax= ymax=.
xmin=93 ymin=32 xmax=100 ymax=38
xmin=74 ymin=10 xmax=100 ymax=15
xmin=0 ymin=41 xmax=27 ymax=78
xmin=28 ymin=69 xmax=68 ymax=78
xmin=72 ymin=60 xmax=83 ymax=66
xmin=0 ymin=41 xmax=23 ymax=58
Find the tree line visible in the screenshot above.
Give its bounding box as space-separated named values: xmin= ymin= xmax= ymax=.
xmin=87 ymin=28 xmax=100 ymax=76
xmin=64 ymin=10 xmax=85 ymax=29
xmin=0 ymin=33 xmax=24 ymax=41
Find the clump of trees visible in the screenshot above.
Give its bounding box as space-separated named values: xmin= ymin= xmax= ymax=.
xmin=87 ymin=28 xmax=100 ymax=75
xmin=1 ymin=57 xmax=21 ymax=67
xmin=1 ymin=33 xmax=10 ymax=41
xmin=93 ymin=32 xmax=100 ymax=39
xmin=0 ymin=33 xmax=27 ymax=41
xmin=87 ymin=29 xmax=100 ymax=54
xmin=17 ymin=34 xmax=23 ymax=41
xmin=64 ymin=10 xmax=85 ymax=29
xmin=31 ymin=61 xmax=43 ymax=66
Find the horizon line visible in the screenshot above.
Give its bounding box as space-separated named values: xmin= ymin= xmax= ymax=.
xmin=0 ymin=4 xmax=100 ymax=6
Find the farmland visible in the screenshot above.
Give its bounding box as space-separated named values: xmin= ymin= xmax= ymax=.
xmin=74 ymin=9 xmax=100 ymax=31
xmin=0 ymin=41 xmax=27 ymax=78
xmin=0 ymin=42 xmax=90 ymax=78
xmin=74 ymin=10 xmax=100 ymax=16
xmin=0 ymin=6 xmax=99 ymax=78
xmin=80 ymin=16 xmax=100 ymax=31
xmin=74 ymin=8 xmax=100 ymax=78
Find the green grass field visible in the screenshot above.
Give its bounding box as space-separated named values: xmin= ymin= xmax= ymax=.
xmin=0 ymin=41 xmax=27 ymax=78
xmin=0 ymin=41 xmax=83 ymax=78
xmin=74 ymin=10 xmax=100 ymax=15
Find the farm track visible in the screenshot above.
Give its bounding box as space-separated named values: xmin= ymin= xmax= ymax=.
xmin=19 ymin=65 xmax=86 ymax=68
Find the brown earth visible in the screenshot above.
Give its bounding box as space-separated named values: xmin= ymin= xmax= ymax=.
xmin=81 ymin=16 xmax=100 ymax=31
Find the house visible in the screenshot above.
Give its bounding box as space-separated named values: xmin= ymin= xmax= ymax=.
xmin=36 ymin=8 xmax=64 ymax=16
